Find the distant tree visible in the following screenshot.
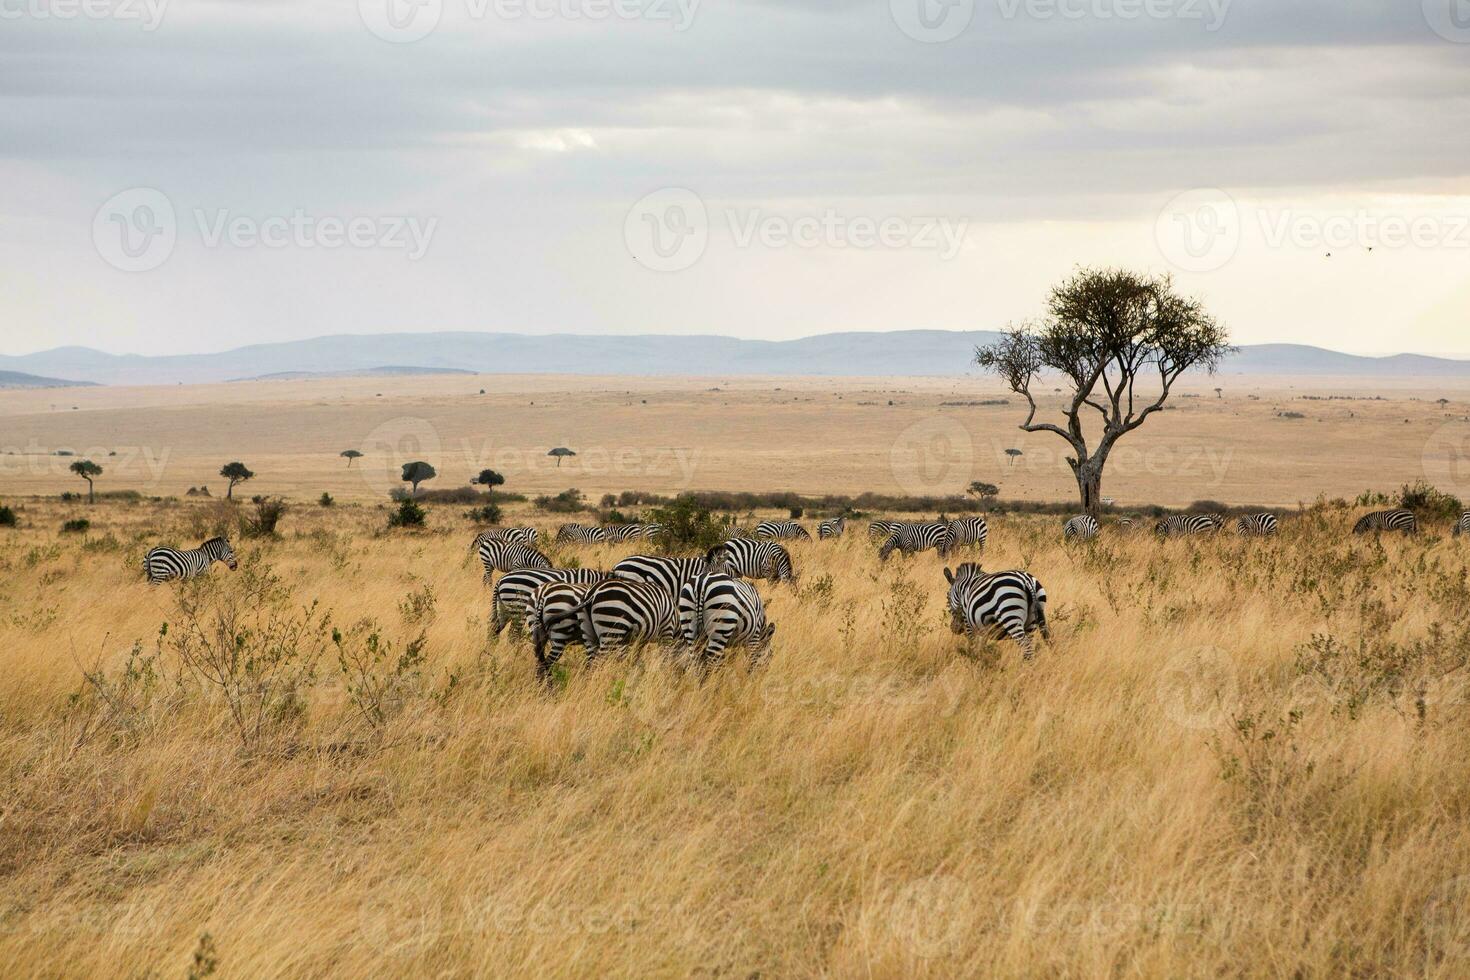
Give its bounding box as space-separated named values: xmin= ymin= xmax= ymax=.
xmin=976 ymin=268 xmax=1232 ymax=517
xmin=548 ymin=447 xmax=577 ymax=468
xmin=401 ymin=461 xmax=436 ymax=496
xmin=1437 ymin=398 xmax=1450 ymax=409
xmin=70 ymin=459 xmax=102 ymax=504
xmin=1215 ymin=387 xmax=1223 ymax=399
xmin=341 ymin=449 xmax=363 ymax=467
xmin=967 ymin=481 xmax=1000 ymax=501
xmin=220 ymin=462 xmax=255 ymax=499
xmin=473 ymin=469 xmax=506 ymax=498
xmin=1004 ymin=449 xmax=1023 ymax=466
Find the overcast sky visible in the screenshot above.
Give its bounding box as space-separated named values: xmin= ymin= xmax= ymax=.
xmin=3 ymin=0 xmax=1469 ymax=357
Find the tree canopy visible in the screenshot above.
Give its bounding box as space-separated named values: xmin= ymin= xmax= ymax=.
xmin=341 ymin=450 xmax=363 ymax=467
xmin=70 ymin=459 xmax=102 ymax=503
xmin=401 ymin=461 xmax=437 ymax=494
xmin=220 ymin=462 xmax=255 ymax=499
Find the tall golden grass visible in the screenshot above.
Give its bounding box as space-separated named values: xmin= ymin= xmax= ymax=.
xmin=2 ymin=495 xmax=1470 ymax=977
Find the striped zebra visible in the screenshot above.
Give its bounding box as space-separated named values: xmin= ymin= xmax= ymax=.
xmin=470 ymin=526 xmax=538 ymax=554
xmin=705 ymin=539 xmax=796 ymax=583
xmin=556 ymin=523 xmax=607 ymax=544
xmin=1353 ymin=509 xmax=1418 ymax=535
xmin=879 ymin=522 xmax=951 ymax=562
xmin=756 ymin=520 xmax=811 ymax=541
xmin=1454 ymin=513 xmax=1470 ymax=537
xmin=610 ymin=554 xmax=709 ymax=597
xmin=545 ymin=578 xmax=680 ymax=660
xmin=1154 ymin=515 xmax=1222 ymax=538
xmin=144 ymin=537 xmax=238 ymax=584
xmin=491 ymin=567 xmax=612 ymax=637
xmin=943 ymin=563 xmax=1049 ymax=660
xmin=476 ymin=539 xmax=553 ymax=583
xmin=605 ymin=523 xmax=653 ymax=542
xmin=1234 ymin=513 xmax=1279 ymax=537
xmin=523 ymin=581 xmax=600 ymax=678
xmin=945 ymin=516 xmax=989 ymax=552
xmin=1063 ymin=515 xmax=1099 ymax=541
xmin=679 ymin=573 xmax=775 ymax=668
xmin=818 ymin=517 xmax=846 ymax=540
xmin=868 ymin=520 xmax=904 ymax=539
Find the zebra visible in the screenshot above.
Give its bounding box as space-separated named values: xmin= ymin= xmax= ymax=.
xmin=605 ymin=524 xmax=653 ymax=542
xmin=144 ymin=537 xmax=238 ymax=584
xmin=610 ymin=554 xmax=710 ymax=597
xmin=945 ymin=516 xmax=989 ymax=552
xmin=491 ymin=567 xmax=613 ymax=637
xmin=879 ymin=522 xmax=951 ymax=561
xmin=756 ymin=520 xmax=811 ymax=541
xmin=523 ymin=581 xmax=601 ymax=679
xmin=556 ymin=523 xmax=608 ymax=544
xmin=1234 ymin=513 xmax=1279 ymax=537
xmin=470 ymin=526 xmax=538 ymax=554
xmin=545 ymin=578 xmax=680 ymax=660
xmin=1063 ymin=515 xmax=1099 ymax=541
xmin=1154 ymin=515 xmax=1222 ymax=538
xmin=705 ymin=539 xmax=796 ymax=583
xmin=943 ymin=563 xmax=1049 ymax=660
xmin=476 ymin=539 xmax=554 ymax=583
xmin=869 ymin=520 xmax=904 ymax=539
xmin=1353 ymin=509 xmax=1418 ymax=535
xmin=818 ymin=517 xmax=846 ymax=540
xmin=1454 ymin=513 xmax=1470 ymax=537
xmin=679 ymin=573 xmax=775 ymax=668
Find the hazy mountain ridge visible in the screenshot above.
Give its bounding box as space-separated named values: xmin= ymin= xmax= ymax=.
xmin=4 ymin=332 xmax=1469 ymax=386
xmin=0 ymin=369 xmax=98 ymax=389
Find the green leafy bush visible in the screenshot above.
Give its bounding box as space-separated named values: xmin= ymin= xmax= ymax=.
xmin=388 ymin=498 xmax=427 ymax=528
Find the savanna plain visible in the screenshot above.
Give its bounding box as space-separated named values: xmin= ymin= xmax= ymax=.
xmin=4 ymin=373 xmax=1470 ymax=977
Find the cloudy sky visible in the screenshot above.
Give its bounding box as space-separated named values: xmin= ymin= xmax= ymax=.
xmin=3 ymin=0 xmax=1469 ymax=357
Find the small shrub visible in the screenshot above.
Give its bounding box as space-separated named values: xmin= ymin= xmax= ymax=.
xmin=242 ymin=496 xmax=288 ymax=538
xmin=0 ymin=505 xmax=16 ymax=528
xmin=1399 ymin=480 xmax=1462 ymax=522
xmin=388 ymin=498 xmax=427 ymax=528
xmin=61 ymin=518 xmax=91 ymax=534
xmin=788 ymin=506 xmax=804 ymax=520
xmin=649 ymin=495 xmax=729 ymax=554
xmin=464 ymin=502 xmax=502 ymax=524
xmin=534 ymin=488 xmax=587 ymax=514
xmin=319 ymin=492 xmax=334 ymax=508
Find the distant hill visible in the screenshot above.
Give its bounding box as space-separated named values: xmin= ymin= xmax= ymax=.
xmin=0 ymin=369 xmax=97 ymax=390
xmin=230 ymin=366 xmax=478 ymax=382
xmin=3 ymin=332 xmax=1469 ymax=385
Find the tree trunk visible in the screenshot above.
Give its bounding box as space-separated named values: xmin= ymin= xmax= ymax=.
xmin=1073 ymin=458 xmax=1104 ymax=518
xmin=87 ymin=480 xmax=94 ymax=505
xmin=227 ymin=482 xmax=234 ymax=499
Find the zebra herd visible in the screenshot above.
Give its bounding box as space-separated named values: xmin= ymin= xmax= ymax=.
xmin=138 ymin=506 xmax=1468 ymax=668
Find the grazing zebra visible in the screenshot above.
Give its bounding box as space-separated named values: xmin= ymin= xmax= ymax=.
xmin=1234 ymin=513 xmax=1279 ymax=537
xmin=605 ymin=523 xmax=651 ymax=542
xmin=546 ymin=579 xmax=680 ymax=660
xmin=879 ymin=522 xmax=952 ymax=561
xmin=679 ymin=573 xmax=775 ymax=667
xmin=705 ymin=539 xmax=796 ymax=583
xmin=818 ymin=517 xmax=846 ymax=540
xmin=1063 ymin=515 xmax=1099 ymax=541
xmin=491 ymin=567 xmax=613 ymax=636
xmin=1154 ymin=515 xmax=1222 ymax=538
xmin=470 ymin=526 xmax=538 ymax=554
xmin=556 ymin=523 xmax=608 ymax=544
xmin=945 ymin=516 xmax=989 ymax=551
xmin=756 ymin=520 xmax=811 ymax=541
xmin=610 ymin=554 xmax=710 ymax=597
xmin=869 ymin=520 xmax=904 ymax=539
xmin=476 ymin=539 xmax=554 ymax=583
xmin=1353 ymin=509 xmax=1418 ymax=535
xmin=144 ymin=537 xmax=238 ymax=584
xmin=523 ymin=581 xmax=600 ymax=678
xmin=1454 ymin=513 xmax=1470 ymax=537
xmin=943 ymin=563 xmax=1049 ymax=660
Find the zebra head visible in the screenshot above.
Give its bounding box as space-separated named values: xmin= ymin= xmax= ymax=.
xmin=751 ymin=623 xmax=776 ymax=665
xmin=768 ymin=544 xmax=796 ymax=583
xmin=704 ymin=543 xmax=735 ymax=575
xmin=204 ymin=537 xmax=238 ymax=570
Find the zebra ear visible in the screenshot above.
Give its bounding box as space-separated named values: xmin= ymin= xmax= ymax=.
xmin=943 ymin=567 xmax=954 ymax=583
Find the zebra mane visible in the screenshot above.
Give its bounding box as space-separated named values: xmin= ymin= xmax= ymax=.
xmin=202 ymin=536 xmax=229 ymax=547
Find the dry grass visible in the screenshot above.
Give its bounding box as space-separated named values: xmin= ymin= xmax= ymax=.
xmin=2 ymin=495 xmax=1470 ymax=977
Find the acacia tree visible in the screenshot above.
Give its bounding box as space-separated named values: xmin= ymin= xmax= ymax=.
xmin=220 ymin=462 xmax=255 ymax=499
xmin=976 ymin=268 xmax=1232 ymax=517
xmin=70 ymin=459 xmax=102 ymax=504
xmin=341 ymin=450 xmax=363 ymax=467
xmin=473 ymin=468 xmax=505 ymax=499
xmin=401 ymin=461 xmax=436 ymax=495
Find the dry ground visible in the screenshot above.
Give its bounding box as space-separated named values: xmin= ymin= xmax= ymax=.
xmin=2 ymin=495 xmax=1470 ymax=977
xmin=3 ymin=372 xmax=1470 ymax=508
